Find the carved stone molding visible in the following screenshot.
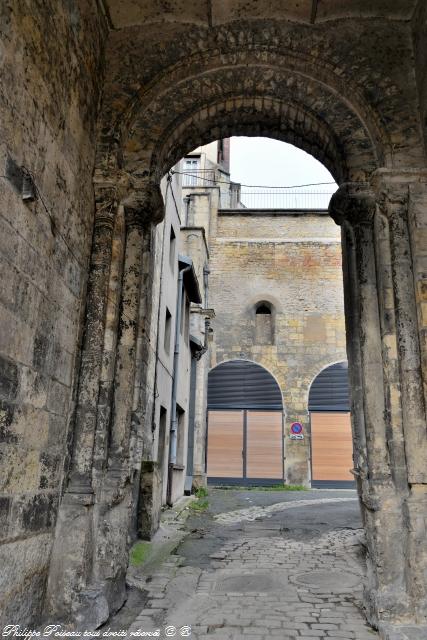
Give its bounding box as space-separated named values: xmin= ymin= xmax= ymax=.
xmin=329 ymin=182 xmax=376 ymax=227
xmin=122 ymin=178 xmax=164 ymax=227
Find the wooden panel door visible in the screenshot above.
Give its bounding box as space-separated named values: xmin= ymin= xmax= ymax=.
xmin=207 ymin=410 xmax=243 ymax=478
xmin=311 ymin=412 xmax=353 ymax=481
xmin=246 ymin=411 xmax=283 ymax=479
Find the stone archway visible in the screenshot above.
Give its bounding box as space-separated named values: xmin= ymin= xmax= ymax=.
xmin=46 ymin=13 xmax=427 ymax=633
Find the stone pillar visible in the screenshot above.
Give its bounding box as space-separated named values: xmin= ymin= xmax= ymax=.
xmin=91 ymin=182 xmax=164 ymax=617
xmin=339 ymin=221 xmax=368 ymax=495
xmin=108 ymin=207 xmax=146 ymax=468
xmin=92 ymin=206 xmax=126 ymax=484
xmin=46 ymin=176 xmax=164 ymax=627
xmin=373 ymin=170 xmax=427 ymax=624
xmin=46 ymin=181 xmax=123 ymax=624
xmin=89 ymin=204 xmax=147 ymax=614
xmin=67 ymin=193 xmax=117 ymax=492
xmin=330 ymin=183 xmax=408 ymax=626
xmin=372 ymin=211 xmax=407 ymax=491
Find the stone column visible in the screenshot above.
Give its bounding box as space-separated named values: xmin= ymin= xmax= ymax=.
xmin=372 ymin=211 xmax=407 ymax=491
xmin=46 ymin=173 xmax=129 ymax=624
xmin=107 ymin=182 xmax=164 ymax=474
xmin=91 ymin=182 xmax=164 ymax=616
xmin=67 ymin=191 xmax=118 ymax=493
xmin=373 ymin=172 xmax=427 ymax=484
xmin=373 ymin=170 xmax=427 ymax=623
xmin=330 ymin=183 xmax=407 ymax=626
xmin=108 ymin=207 xmax=145 ymax=469
xmin=339 ymin=220 xmax=368 ymax=495
xmin=47 ymin=176 xmax=164 ymax=626
xmin=92 ymin=206 xmax=126 ymax=485
xmin=330 ymin=185 xmax=392 ymax=480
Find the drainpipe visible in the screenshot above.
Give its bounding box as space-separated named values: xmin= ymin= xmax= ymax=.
xmin=167 ymin=261 xmax=192 ymax=506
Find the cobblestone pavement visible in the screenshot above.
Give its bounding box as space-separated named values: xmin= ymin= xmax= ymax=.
xmin=213 ymin=496 xmax=358 ymax=525
xmin=126 ymin=489 xmax=379 ymax=640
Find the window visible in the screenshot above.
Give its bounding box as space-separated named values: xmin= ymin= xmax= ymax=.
xmin=255 ymin=301 xmax=274 ymax=345
xmin=180 ymin=297 xmax=190 ymax=338
xmin=183 ymin=157 xmax=200 ymax=186
xmin=164 ymin=307 xmax=172 ymax=354
xmin=169 ymin=225 xmax=176 ymax=272
xmin=176 ymin=406 xmax=186 ymax=467
xmin=217 ymin=139 xmax=224 ymax=165
xmin=256 ymin=304 xmax=271 ymax=316
xmin=157 ymin=406 xmax=167 ymax=471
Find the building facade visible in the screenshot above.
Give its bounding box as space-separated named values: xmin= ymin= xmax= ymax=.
xmin=183 ymin=141 xmax=349 ymax=487
xmin=137 ymin=168 xmax=212 ymax=538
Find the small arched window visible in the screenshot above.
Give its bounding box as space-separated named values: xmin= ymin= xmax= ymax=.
xmin=256 ymin=304 xmax=271 ymax=316
xmin=255 ymin=301 xmax=274 ymax=345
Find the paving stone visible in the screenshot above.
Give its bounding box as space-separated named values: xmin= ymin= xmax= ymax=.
xmin=122 ymin=492 xmax=379 ymax=640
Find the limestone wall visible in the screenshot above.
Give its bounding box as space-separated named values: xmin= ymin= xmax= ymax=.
xmin=209 ymin=210 xmax=347 ymax=485
xmin=0 ymin=1 xmax=106 ymax=625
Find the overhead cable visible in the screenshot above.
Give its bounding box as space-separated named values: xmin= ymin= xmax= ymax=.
xmin=170 ymin=169 xmax=336 ymax=190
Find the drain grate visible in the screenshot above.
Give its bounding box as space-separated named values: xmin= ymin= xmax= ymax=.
xmin=292 ymin=569 xmax=361 ymax=591
xmin=214 ymin=572 xmax=286 ymax=594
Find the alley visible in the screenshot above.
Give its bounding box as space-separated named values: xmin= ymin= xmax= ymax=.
xmin=124 ymin=488 xmax=379 ymax=640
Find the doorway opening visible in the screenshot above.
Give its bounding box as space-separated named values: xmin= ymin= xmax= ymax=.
xmin=309 ymin=361 xmax=355 ymax=489
xmin=207 ymin=359 xmax=284 ymax=485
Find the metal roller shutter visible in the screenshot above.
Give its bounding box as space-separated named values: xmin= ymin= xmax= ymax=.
xmin=208 ymin=359 xmax=282 ymax=410
xmin=308 ymin=361 xmax=350 ymax=412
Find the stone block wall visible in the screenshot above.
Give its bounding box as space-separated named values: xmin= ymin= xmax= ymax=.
xmin=0 ymin=1 xmax=106 ymax=625
xmin=209 ymin=210 xmax=347 ymax=485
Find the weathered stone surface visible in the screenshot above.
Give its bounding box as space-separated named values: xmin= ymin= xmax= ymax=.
xmin=0 ymin=0 xmax=107 ymax=626
xmin=0 ymin=534 xmax=53 ymax=626
xmin=1 ymin=0 xmax=427 ymax=632
xmin=137 ymin=461 xmax=162 ymax=539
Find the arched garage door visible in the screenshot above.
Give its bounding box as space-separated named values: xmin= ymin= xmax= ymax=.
xmin=309 ymin=361 xmax=355 ymax=489
xmin=207 ymin=360 xmax=284 ymax=485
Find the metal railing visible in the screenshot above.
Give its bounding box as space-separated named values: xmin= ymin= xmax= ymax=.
xmin=236 ymin=188 xmax=336 ymax=210
xmin=181 ymin=170 xmax=336 ymax=209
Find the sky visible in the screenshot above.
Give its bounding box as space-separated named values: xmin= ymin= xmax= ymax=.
xmin=229 ymin=137 xmax=336 ymax=188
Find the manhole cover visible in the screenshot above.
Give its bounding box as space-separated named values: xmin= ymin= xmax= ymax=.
xmin=214 ymin=573 xmax=283 ymax=594
xmin=292 ymin=569 xmax=361 ymax=591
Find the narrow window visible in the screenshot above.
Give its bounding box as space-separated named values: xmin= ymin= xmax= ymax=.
xmin=164 ymin=307 xmax=172 ymax=354
xmin=217 ymin=139 xmax=224 ymax=165
xmin=180 ymin=297 xmax=190 ymax=338
xmin=176 ymin=406 xmax=186 ymax=467
xmin=255 ymin=302 xmax=274 ymax=345
xmin=157 ymin=406 xmax=167 ymax=472
xmin=169 ymin=225 xmax=176 ymax=272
